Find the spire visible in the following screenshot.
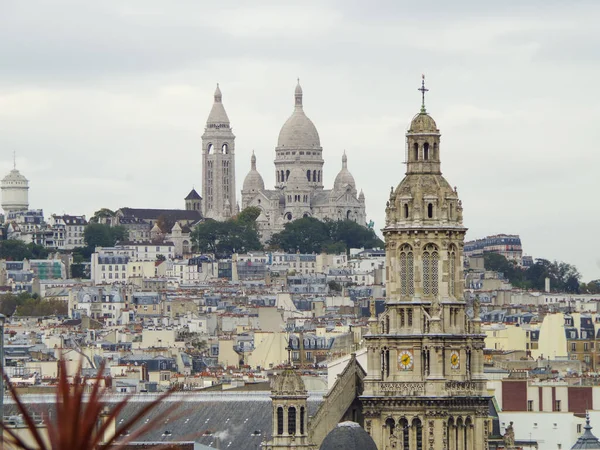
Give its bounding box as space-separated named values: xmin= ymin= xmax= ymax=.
xmin=214 ymin=83 xmax=222 ymax=103
xmin=342 ymin=150 xmax=347 ymax=169
xmin=13 ymin=150 xmax=16 ymax=170
xmin=418 ymin=74 xmax=429 ymax=113
xmin=294 ymin=78 xmax=303 ymax=109
xmin=251 ymin=150 xmax=256 ymax=170
xmin=206 ymin=83 xmax=230 ymax=125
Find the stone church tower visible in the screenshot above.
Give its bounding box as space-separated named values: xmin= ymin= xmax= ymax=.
xmin=263 ymin=368 xmax=314 ymax=450
xmin=202 ymin=84 xmax=236 ymax=220
xmin=360 ymin=78 xmax=490 ymax=450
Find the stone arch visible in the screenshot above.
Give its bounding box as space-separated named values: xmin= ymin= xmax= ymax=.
xmin=412 ymin=417 xmax=423 ymax=450
xmin=286 ymin=170 xmax=290 ymax=181
xmin=207 ymin=143 xmax=214 ymax=154
xmin=399 ymin=418 xmax=410 ymax=449
xmin=222 ymin=143 xmax=229 ymax=154
xmin=424 ymin=142 xmax=429 ymax=160
xmin=306 ymin=170 xmax=311 ymax=181
xmin=404 ymin=203 xmax=409 ymax=218
xmin=413 ymin=143 xmax=419 ymax=161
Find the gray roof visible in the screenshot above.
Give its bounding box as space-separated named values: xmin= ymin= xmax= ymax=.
xmin=6 ymin=392 xmax=323 ymax=450
xmin=319 ymin=421 xmax=377 ymax=450
xmin=572 ymin=417 xmax=600 ymax=449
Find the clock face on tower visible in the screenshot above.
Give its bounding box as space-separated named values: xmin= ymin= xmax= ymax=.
xmin=450 ymin=350 xmax=460 ymax=369
xmin=398 ymin=350 xmax=414 ymax=370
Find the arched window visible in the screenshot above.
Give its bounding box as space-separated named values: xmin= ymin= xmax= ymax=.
xmin=433 ymin=142 xmax=438 ymax=159
xmin=399 ymin=244 xmax=414 ymax=298
xmin=277 ymin=171 xmax=280 ymax=182
xmin=456 ymin=417 xmax=463 ymax=450
xmin=222 ymin=143 xmax=228 ymax=154
xmin=288 ymin=406 xmax=296 ymax=435
xmin=313 ymin=170 xmax=317 ymax=182
xmin=447 ymin=418 xmax=455 ymax=450
xmin=422 ymin=244 xmax=439 ymax=297
xmin=427 ymin=203 xmax=433 ymax=218
xmin=386 ymin=417 xmax=396 ymax=436
xmin=399 ymin=418 xmax=410 ymax=449
xmin=448 ymin=245 xmax=457 ymax=298
xmin=286 ymin=170 xmax=290 ymax=181
xmin=318 ymin=171 xmax=321 ymax=182
xmin=277 ymin=407 xmax=284 ymax=435
xmin=300 ymin=406 xmax=306 ymax=434
xmin=404 ymin=203 xmax=409 ymax=218
xmin=424 ymin=142 xmax=429 ymax=160
xmin=464 ymin=417 xmax=472 ymax=450
xmin=281 ymin=170 xmax=285 ymax=182
xmin=413 ymin=418 xmax=423 ymax=450
xmin=413 ymin=143 xmax=419 ymax=161
xmin=449 ymin=202 xmax=454 ymax=220
xmin=346 ymin=210 xmax=351 ymax=220
xmin=207 ymin=143 xmax=214 ymax=154
xmin=285 ymin=212 xmax=293 ymax=221
xmin=306 ymin=170 xmax=311 ymax=181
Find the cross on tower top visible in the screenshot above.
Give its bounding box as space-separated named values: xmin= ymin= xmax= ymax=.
xmin=418 ymin=74 xmax=429 ymax=113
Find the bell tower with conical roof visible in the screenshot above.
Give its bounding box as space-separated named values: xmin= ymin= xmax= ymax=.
xmin=263 ymin=368 xmax=314 ymax=450
xmin=360 ymin=77 xmax=490 ymax=450
xmin=202 ymin=84 xmax=236 ymax=220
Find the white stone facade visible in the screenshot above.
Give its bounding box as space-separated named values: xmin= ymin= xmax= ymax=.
xmin=1 ymin=167 xmax=29 ymax=214
xmin=202 ymin=85 xmax=236 ymax=220
xmin=233 ymin=82 xmax=367 ymax=242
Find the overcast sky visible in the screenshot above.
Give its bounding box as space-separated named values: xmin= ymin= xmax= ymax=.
xmin=1 ymin=0 xmax=598 ymax=280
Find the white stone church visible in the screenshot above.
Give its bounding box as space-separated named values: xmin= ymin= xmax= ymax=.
xmin=201 ymin=81 xmax=367 ymax=242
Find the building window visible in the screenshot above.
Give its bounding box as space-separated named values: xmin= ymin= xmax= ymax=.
xmin=585 ymin=342 xmax=589 ymax=351
xmin=527 ymin=400 xmax=533 ymax=411
xmin=571 ymin=343 xmax=576 ymax=352
xmin=555 ymin=400 xmax=561 ymax=411
xmin=427 ymin=203 xmax=433 ymax=218
xmin=288 ymin=407 xmax=296 ymax=435
xmin=422 ymin=244 xmax=439 ymax=296
xmin=277 ymin=407 xmax=284 ymax=435
xmin=578 ymin=424 xmax=583 ymax=434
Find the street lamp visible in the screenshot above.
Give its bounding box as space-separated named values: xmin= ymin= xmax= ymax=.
xmin=0 ymin=312 xmax=6 ymax=447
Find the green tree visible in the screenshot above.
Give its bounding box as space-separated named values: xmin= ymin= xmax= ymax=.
xmin=84 ymin=223 xmax=128 ymax=248
xmin=269 ymin=218 xmax=384 ymax=254
xmin=191 ymin=207 xmax=263 ymax=257
xmin=89 ymin=208 xmax=115 ymax=224
xmin=156 ymin=214 xmax=176 ymax=233
xmin=269 ymin=217 xmax=330 ymax=253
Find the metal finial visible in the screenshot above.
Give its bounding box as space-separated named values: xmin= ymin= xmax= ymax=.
xmin=13 ymin=150 xmax=16 ymax=170
xmin=418 ymin=74 xmax=429 ymax=113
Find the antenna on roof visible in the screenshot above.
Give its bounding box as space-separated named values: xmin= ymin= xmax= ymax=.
xmin=13 ymin=150 xmax=16 ymax=170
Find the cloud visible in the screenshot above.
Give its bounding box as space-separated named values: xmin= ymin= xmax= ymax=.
xmin=0 ymin=0 xmax=599 ymax=279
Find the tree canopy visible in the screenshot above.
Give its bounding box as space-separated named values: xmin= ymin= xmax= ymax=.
xmin=0 ymin=292 xmax=67 ymax=316
xmin=269 ymin=217 xmax=384 ymax=254
xmin=0 ymin=240 xmax=50 ymax=261
xmin=191 ymin=207 xmax=263 ymax=257
xmin=83 ymin=223 xmax=128 ymax=249
xmin=482 ymin=253 xmax=582 ymax=293
xmin=89 ymin=208 xmax=116 ymax=224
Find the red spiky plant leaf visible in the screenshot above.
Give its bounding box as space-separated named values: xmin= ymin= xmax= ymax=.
xmin=1 ymin=357 xmax=179 ymax=449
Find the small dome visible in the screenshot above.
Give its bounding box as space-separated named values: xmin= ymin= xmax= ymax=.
xmin=320 ymin=422 xmax=377 ymax=450
xmin=409 ymin=112 xmax=438 ymax=133
xmin=277 ymin=81 xmax=321 ymax=149
xmin=2 ymin=169 xmax=28 ymax=184
xmin=333 ymin=152 xmax=356 ymax=192
xmin=243 ymin=152 xmax=265 ymax=192
xmin=572 ymin=416 xmax=600 ymax=449
xmin=271 ymin=368 xmax=306 ymax=396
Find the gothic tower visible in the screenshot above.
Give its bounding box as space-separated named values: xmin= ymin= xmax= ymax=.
xmin=360 ymin=77 xmax=490 ymax=450
xmin=202 ymin=84 xmax=236 ymax=220
xmin=263 ymin=368 xmax=314 ymax=450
